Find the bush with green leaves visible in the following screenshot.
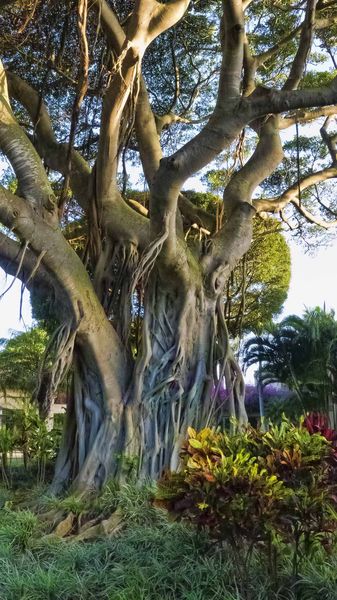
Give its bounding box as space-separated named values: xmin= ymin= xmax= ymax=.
xmin=157 ymin=419 xmax=337 ymax=577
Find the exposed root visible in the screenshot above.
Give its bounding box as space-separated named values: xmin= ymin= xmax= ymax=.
xmin=37 ymin=507 xmax=124 ymax=543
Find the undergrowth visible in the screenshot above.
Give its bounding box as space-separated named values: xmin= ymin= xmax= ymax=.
xmin=0 ymin=482 xmax=337 ymax=599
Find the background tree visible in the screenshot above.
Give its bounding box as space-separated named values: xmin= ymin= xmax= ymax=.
xmin=224 ymin=217 xmax=290 ymax=339
xmin=0 ymin=327 xmax=48 ymax=395
xmin=243 ymin=307 xmax=337 ymax=421
xmin=0 ymin=0 xmax=337 ymax=493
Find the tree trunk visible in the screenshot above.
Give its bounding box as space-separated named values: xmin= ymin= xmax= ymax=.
xmin=50 ymin=324 xmax=126 ymax=494
xmin=124 ymin=266 xmax=247 ymax=479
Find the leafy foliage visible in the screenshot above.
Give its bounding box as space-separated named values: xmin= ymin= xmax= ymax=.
xmin=157 ymin=420 xmax=337 ymax=576
xmin=2 ymin=479 xmax=337 ymax=598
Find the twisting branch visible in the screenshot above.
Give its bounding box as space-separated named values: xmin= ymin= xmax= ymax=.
xmin=203 ymin=116 xmax=284 ymax=287
xmin=92 ymin=0 xmax=213 ymax=235
xmin=254 ymin=26 xmax=302 ymax=67
xmin=95 ymin=0 xmax=191 ymax=199
xmin=320 ymin=115 xmax=337 ymax=163
xmin=280 ymin=105 xmax=337 ymax=128
xmin=254 ymin=115 xmax=337 ymax=226
xmin=251 ymin=2 xmax=333 ymax=79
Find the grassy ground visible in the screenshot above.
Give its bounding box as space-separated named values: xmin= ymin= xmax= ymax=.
xmin=0 ymin=480 xmax=337 ymax=599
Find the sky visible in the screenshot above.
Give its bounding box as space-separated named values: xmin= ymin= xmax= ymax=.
xmin=281 ymin=241 xmax=337 ymax=317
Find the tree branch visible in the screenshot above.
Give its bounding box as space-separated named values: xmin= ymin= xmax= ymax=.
xmin=320 ymin=115 xmax=337 ymax=163
xmin=283 ymin=0 xmax=317 ymax=91
xmin=280 ymin=105 xmax=337 ymax=128
xmin=95 ymin=0 xmax=191 ymax=199
xmin=0 ymin=231 xmax=55 ymax=292
xmin=253 ymin=165 xmax=337 ymax=228
xmin=250 ymin=76 xmax=337 ymax=119
xmin=202 ymin=116 xmax=284 ymax=286
xmin=218 ymin=0 xmax=245 ymax=104
xmin=223 ymin=116 xmax=284 ymax=213
xmin=0 ymin=60 xmax=56 ymax=219
xmin=6 ymin=71 xmax=91 ymax=209
xmin=93 ymin=0 xmax=215 ymax=233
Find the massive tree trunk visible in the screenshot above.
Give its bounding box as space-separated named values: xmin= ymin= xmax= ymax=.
xmin=1 ymin=0 xmax=337 ymax=493
xmin=129 ymin=269 xmax=246 ymax=479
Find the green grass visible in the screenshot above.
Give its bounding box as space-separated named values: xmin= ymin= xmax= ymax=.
xmin=0 ymin=483 xmax=337 ymax=599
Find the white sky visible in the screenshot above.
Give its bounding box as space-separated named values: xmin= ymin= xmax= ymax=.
xmin=281 ymin=241 xmax=337 ymax=317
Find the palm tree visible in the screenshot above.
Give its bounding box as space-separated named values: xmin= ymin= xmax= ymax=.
xmin=243 ymin=307 xmax=337 ymax=420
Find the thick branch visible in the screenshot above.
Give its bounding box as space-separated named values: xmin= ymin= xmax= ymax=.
xmin=218 ymin=0 xmax=245 ymax=104
xmin=202 ymin=116 xmax=283 ymax=283
xmin=222 ymin=116 xmax=284 ymax=213
xmin=0 ymin=61 xmax=56 ymax=217
xmin=250 ymin=77 xmax=337 ymax=119
xmin=0 ymin=231 xmax=56 ymax=293
xmin=6 ymin=71 xmax=91 ymax=209
xmin=95 ymin=0 xmax=190 ymax=199
xmin=202 ymin=203 xmax=255 ymax=296
xmin=283 ymin=0 xmax=317 ymax=91
xmin=0 ymin=186 xmax=126 ymax=396
xmin=94 ymin=0 xmax=215 ymax=233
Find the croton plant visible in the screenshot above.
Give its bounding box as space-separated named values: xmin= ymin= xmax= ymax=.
xmin=157 ymin=415 xmax=337 ymax=562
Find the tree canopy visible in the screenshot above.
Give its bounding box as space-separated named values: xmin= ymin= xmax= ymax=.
xmin=0 ymin=0 xmax=336 ymax=493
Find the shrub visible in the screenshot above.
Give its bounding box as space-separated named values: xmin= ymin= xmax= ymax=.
xmin=157 ymin=419 xmax=337 ymax=578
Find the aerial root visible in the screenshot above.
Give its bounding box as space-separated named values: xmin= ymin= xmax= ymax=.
xmin=131 ymin=227 xmax=169 ymax=293
xmin=35 ymin=320 xmax=80 ymax=418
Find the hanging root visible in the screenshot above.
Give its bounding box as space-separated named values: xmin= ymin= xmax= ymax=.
xmin=130 ymin=227 xmax=169 ymax=294
xmin=130 ymin=277 xmax=248 ymax=478
xmin=93 ymin=240 xmax=139 ymax=345
xmin=35 ymin=320 xmax=80 ymax=419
